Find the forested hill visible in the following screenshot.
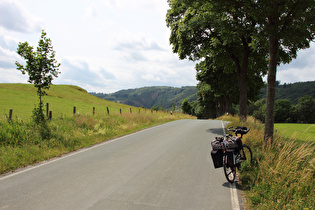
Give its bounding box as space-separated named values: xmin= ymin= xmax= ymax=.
xmin=90 ymin=86 xmax=197 ymax=109
xmin=259 ymin=81 xmax=315 ymax=104
xmin=90 ymin=81 xmax=315 ymax=109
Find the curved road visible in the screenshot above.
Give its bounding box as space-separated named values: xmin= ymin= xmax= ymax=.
xmin=0 ymin=120 xmax=241 ymax=209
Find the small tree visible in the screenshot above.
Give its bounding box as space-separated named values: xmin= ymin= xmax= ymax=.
xmin=181 ymin=98 xmax=192 ymax=115
xmin=252 ymin=99 xmax=266 ymax=123
xmin=274 ymin=99 xmax=293 ymax=123
xmin=296 ymin=96 xmax=315 ymax=123
xmin=16 ymin=30 xmax=60 ymax=124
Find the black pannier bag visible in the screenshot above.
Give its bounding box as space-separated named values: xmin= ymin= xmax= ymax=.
xmin=224 ymin=136 xmax=242 ymax=150
xmin=211 ymin=149 xmax=223 ymax=168
xmin=211 ymin=137 xmax=224 ymax=168
xmin=211 ymin=137 xmax=224 ymax=150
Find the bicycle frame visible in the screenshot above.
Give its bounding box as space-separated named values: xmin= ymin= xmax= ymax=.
xmin=210 ymin=126 xmax=252 ymax=183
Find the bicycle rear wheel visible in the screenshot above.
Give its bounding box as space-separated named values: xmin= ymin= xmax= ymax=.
xmin=223 ymin=154 xmax=236 ymax=183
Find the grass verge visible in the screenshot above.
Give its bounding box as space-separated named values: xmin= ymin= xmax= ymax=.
xmin=218 ymin=115 xmax=315 ymax=209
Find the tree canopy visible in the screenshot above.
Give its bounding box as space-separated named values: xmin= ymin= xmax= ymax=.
xmin=166 ymin=0 xmax=268 ymax=121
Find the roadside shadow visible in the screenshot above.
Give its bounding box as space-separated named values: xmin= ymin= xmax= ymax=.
xmin=222 ymin=181 xmax=242 ymax=190
xmin=206 ymin=121 xmax=231 ymax=136
xmin=206 ymin=128 xmax=224 ymax=136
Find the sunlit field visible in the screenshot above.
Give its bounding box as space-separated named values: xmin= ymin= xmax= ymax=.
xmin=275 ymin=123 xmax=315 ymax=142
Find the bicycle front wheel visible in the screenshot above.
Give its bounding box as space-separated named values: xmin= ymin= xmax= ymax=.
xmin=240 ymin=144 xmax=252 ymax=167
xmin=223 ymin=154 xmax=236 ymax=183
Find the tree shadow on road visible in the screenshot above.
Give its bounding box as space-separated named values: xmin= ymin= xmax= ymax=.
xmin=206 ymin=128 xmax=224 ymax=136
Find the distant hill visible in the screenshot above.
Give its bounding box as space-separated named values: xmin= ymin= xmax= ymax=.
xmin=259 ymin=81 xmax=315 ymax=104
xmin=90 ymin=81 xmax=315 ymax=109
xmin=90 ymin=86 xmax=198 ymax=109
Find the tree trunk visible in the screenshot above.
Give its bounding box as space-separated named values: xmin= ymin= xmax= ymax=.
xmin=238 ymin=40 xmax=249 ymax=121
xmin=264 ymin=35 xmax=279 ymax=144
xmin=225 ymin=95 xmax=230 ymax=114
xmin=220 ymin=96 xmax=225 ymax=116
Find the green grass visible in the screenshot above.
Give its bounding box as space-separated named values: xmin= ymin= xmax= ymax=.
xmin=0 ymin=83 xmax=146 ymax=121
xmin=275 ymin=123 xmax=315 ymax=142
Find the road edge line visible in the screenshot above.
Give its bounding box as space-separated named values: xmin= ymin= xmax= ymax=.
xmin=220 ymin=120 xmax=240 ymax=210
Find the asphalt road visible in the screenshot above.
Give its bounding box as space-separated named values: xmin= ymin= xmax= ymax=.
xmin=0 ymin=119 xmax=240 ymax=210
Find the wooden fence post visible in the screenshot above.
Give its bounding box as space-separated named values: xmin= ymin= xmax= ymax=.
xmin=46 ymin=103 xmax=49 ymax=118
xmin=49 ymin=111 xmax=52 ymax=120
xmin=8 ymin=109 xmax=13 ymax=122
xmin=93 ymin=107 xmax=95 ymax=115
xmin=73 ymin=106 xmax=76 ymax=115
xmin=107 ymin=107 xmax=109 ymax=115
xmin=130 ymin=108 xmax=132 ymax=114
xmin=120 ymin=109 xmax=122 ymax=114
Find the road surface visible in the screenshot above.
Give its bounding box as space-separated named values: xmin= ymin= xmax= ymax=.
xmin=0 ymin=119 xmax=241 ymax=209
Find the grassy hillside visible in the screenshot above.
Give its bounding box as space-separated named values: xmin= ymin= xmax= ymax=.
xmin=260 ymin=81 xmax=315 ymax=104
xmin=91 ymin=81 xmax=315 ymax=109
xmin=91 ymin=86 xmax=197 ymax=109
xmin=0 ymin=83 xmax=137 ymax=121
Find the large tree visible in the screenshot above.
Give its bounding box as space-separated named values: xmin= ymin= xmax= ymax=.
xmin=16 ymin=30 xmax=60 ymax=124
xmin=195 ymin=81 xmax=217 ymax=119
xmin=251 ymin=0 xmax=315 ymax=142
xmin=196 ymin=49 xmax=265 ymax=117
xmin=166 ymin=0 xmax=267 ymax=121
xmin=196 ymin=56 xmax=239 ymax=117
xmin=181 ymin=98 xmax=193 ymax=115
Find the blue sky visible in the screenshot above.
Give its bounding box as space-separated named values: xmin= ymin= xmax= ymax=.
xmin=0 ymin=0 xmax=314 ymax=93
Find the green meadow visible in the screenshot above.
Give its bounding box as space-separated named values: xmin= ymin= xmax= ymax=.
xmin=0 ymin=83 xmax=142 ymax=121
xmin=275 ymin=123 xmax=315 ymax=142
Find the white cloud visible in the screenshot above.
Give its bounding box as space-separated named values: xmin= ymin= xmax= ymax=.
xmin=277 ymin=67 xmax=315 ymax=84
xmin=84 ymin=4 xmax=100 ymax=20
xmin=101 ymin=0 xmax=165 ymax=13
xmin=0 ymin=0 xmax=43 ymax=33
xmin=0 ymin=35 xmax=22 ymax=72
xmin=114 ymin=38 xmax=165 ymax=51
xmin=57 ymin=58 xmax=117 ymax=89
xmin=0 ymin=67 xmax=28 ymax=83
xmin=278 ymin=43 xmax=315 ymax=84
xmin=2 ymin=0 xmax=313 ymax=95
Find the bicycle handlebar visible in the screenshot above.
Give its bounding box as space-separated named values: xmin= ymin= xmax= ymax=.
xmin=227 ymin=126 xmax=250 ymax=135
